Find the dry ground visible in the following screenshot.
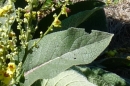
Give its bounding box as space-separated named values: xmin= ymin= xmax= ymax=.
xmin=104 ymin=0 xmax=130 ymax=49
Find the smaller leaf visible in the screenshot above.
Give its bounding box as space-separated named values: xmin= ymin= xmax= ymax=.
xmin=34 ymin=1 xmax=105 ymax=38
xmin=32 ymin=68 xmax=97 ymax=86
xmin=53 ymin=7 xmax=102 ymax=31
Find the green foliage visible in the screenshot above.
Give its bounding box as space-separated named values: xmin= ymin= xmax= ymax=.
xmin=54 ymin=7 xmax=102 ymax=31
xmin=22 ymin=27 xmax=113 ymax=86
xmin=32 ymin=68 xmax=96 ymax=86
xmin=34 ymin=1 xmax=107 ymax=38
xmin=2 ymin=0 xmax=128 ymax=86
xmin=76 ymin=66 xmax=130 ymax=86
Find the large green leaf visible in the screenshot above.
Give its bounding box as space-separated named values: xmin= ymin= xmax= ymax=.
xmin=32 ymin=68 xmax=96 ymax=86
xmin=23 ymin=27 xmax=113 ymax=85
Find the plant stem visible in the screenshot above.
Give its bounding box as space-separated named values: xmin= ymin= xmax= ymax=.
xmin=43 ymin=12 xmax=62 ymax=36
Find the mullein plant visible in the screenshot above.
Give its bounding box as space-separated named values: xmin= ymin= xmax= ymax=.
xmin=0 ymin=0 xmax=70 ymax=85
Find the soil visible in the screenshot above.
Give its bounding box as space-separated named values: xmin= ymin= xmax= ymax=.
xmin=104 ymin=0 xmax=130 ymax=49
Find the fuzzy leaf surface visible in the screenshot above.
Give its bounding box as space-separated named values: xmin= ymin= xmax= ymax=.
xmin=23 ymin=27 xmax=113 ymax=86
xmin=32 ymin=69 xmax=96 ymax=86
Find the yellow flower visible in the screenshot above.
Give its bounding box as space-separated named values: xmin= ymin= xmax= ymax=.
xmin=61 ymin=7 xmax=67 ymax=16
xmin=52 ymin=18 xmax=61 ymax=27
xmin=24 ymin=12 xmax=30 ymax=18
xmin=0 ymin=63 xmax=16 ymax=85
xmin=3 ymin=71 xmax=11 ymax=78
xmin=0 ymin=5 xmax=12 ymax=17
xmin=0 ymin=63 xmax=15 ymax=85
xmin=3 ymin=6 xmax=9 ymax=12
xmin=2 ymin=71 xmax=12 ymax=85
xmin=61 ymin=5 xmax=70 ymax=17
xmin=24 ymin=11 xmax=36 ymax=20
xmin=7 ymin=62 xmax=16 ymax=74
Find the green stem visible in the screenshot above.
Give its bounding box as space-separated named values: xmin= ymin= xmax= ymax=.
xmin=43 ymin=2 xmax=67 ymax=36
xmin=43 ymin=12 xmax=62 ymax=36
xmin=27 ymin=2 xmax=68 ymax=54
xmin=22 ymin=3 xmax=33 ymax=63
